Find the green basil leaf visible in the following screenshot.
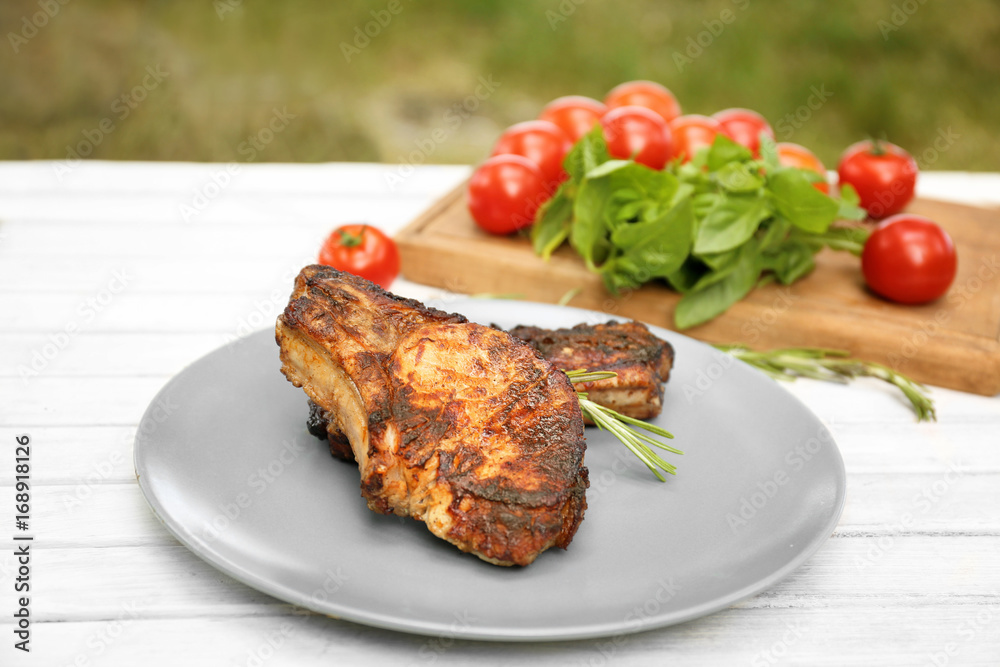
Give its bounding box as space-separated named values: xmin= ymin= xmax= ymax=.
xmin=707 ymin=134 xmax=753 ymax=171
xmin=615 ymin=199 xmax=646 ymax=223
xmin=531 ymin=185 xmax=573 ymax=259
xmin=756 ymin=273 xmax=777 ymax=289
xmin=692 ymin=192 xmax=722 ymax=219
xmin=666 ymin=257 xmax=709 ymax=294
xmin=601 ymin=162 xmax=681 ymax=231
xmin=839 ymin=182 xmax=861 ymax=206
xmin=837 ymin=196 xmax=868 ymax=221
xmin=608 ymin=196 xmax=694 ymax=279
xmin=609 ymin=162 xmax=679 ymax=202
xmin=571 ymin=176 xmax=614 ymax=269
xmin=673 ymin=182 xmax=696 ymax=206
xmin=699 ymin=247 xmax=740 ymax=271
xmin=715 ymin=161 xmax=764 ymax=193
xmin=676 ymin=160 xmax=711 ymax=190
xmin=687 ymin=257 xmax=740 ymax=291
xmin=674 ymin=243 xmax=760 ymax=329
xmin=693 ymin=194 xmax=772 ymax=255
xmin=689 ymin=145 xmax=710 ymax=170
xmin=768 ymin=168 xmax=839 ymax=233
xmin=585 ymin=159 xmax=632 ymax=180
xmin=779 ymin=251 xmax=815 ymax=284
xmin=758 ymin=134 xmax=780 ymax=172
xmin=601 ymin=268 xmax=642 ymax=293
xmin=571 ymin=160 xmax=685 ymax=272
xmin=564 ymin=126 xmax=610 ymax=183
xmin=761 ymin=239 xmax=816 ymax=284
xmin=757 ymin=215 xmax=792 ymax=252
xmin=794 ymin=225 xmax=870 ymax=256
xmin=674 ymin=242 xmax=760 ymax=329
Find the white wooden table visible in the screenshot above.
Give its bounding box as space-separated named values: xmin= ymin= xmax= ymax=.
xmin=1 ymin=161 xmax=998 ymax=666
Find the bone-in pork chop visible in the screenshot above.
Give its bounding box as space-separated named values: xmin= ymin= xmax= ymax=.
xmin=275 ymin=266 xmax=588 ymax=566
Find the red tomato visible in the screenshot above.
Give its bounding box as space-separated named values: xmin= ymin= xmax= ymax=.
xmin=604 ymin=80 xmax=682 ymax=124
xmin=318 ymin=224 xmax=400 ymax=289
xmin=600 ymin=106 xmax=673 ymax=170
xmin=538 ymin=95 xmax=607 ymax=142
xmin=492 ymin=120 xmax=572 ymax=188
xmin=837 ymin=140 xmax=918 ymax=218
xmin=862 ymin=215 xmax=957 ymax=304
xmin=713 ymin=108 xmax=774 ymax=156
xmin=669 ymin=114 xmax=723 ymax=163
xmin=467 ymin=154 xmax=550 ymax=235
xmin=776 ymin=142 xmax=830 ymax=194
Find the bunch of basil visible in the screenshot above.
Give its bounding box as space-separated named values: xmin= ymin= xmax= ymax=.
xmin=531 ymin=129 xmax=869 ymax=329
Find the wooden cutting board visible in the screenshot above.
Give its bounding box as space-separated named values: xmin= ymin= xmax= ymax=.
xmin=396 ymin=184 xmax=1000 ymax=396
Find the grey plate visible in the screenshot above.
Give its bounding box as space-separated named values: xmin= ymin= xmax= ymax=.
xmin=134 ymin=299 xmax=845 ymax=641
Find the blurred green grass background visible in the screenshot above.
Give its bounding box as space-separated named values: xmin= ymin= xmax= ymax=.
xmin=2 ymin=0 xmax=998 ymax=169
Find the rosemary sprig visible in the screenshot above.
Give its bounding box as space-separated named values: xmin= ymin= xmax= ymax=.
xmin=557 ymin=287 xmax=582 ymax=306
xmin=714 ymin=345 xmax=936 ymax=422
xmin=565 ymin=369 xmax=682 ymax=481
xmin=565 ymin=369 xmax=617 ymax=383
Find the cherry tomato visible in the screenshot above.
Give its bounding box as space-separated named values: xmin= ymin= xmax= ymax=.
xmin=318 ymin=224 xmax=400 ymax=289
xmin=467 ymin=154 xmax=550 ymax=235
xmin=538 ymin=95 xmax=607 ymax=142
xmin=600 ymin=106 xmax=673 ymax=170
xmin=669 ymin=114 xmax=723 ymax=163
xmin=491 ymin=120 xmax=572 ymax=188
xmin=862 ymin=215 xmax=957 ymax=304
xmin=713 ymin=108 xmax=774 ymax=156
xmin=837 ymin=140 xmax=918 ymax=218
xmin=776 ymin=142 xmax=830 ymax=194
xmin=604 ymin=80 xmax=682 ymax=124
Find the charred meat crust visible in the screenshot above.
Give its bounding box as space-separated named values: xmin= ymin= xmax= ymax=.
xmin=507 ymin=321 xmax=674 ymax=380
xmin=276 ymin=266 xmax=588 ymax=566
xmin=507 ymin=321 xmax=674 ymax=420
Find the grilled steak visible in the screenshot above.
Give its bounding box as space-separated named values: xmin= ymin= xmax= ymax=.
xmin=508 ymin=321 xmax=674 ymax=420
xmin=276 ymin=266 xmax=588 ymax=566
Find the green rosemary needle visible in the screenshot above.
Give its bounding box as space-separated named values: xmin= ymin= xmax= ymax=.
xmin=566 ymin=369 xmax=682 ymax=481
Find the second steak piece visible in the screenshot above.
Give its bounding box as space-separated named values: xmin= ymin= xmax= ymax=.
xmin=508 ymin=321 xmax=674 ymax=420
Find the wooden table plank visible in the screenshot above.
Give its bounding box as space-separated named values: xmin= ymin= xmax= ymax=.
xmin=0 ymin=426 xmax=137 ymax=484
xmin=0 ymin=292 xmax=303 ymax=333
xmin=0 ymin=333 xmax=230 ymax=378
xmin=0 ymin=161 xmax=470 ymax=198
xmin=2 ymin=603 xmax=998 ymax=667
xmin=0 ymin=258 xmax=317 ymax=295
xmin=0 ymin=191 xmax=444 ymax=228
